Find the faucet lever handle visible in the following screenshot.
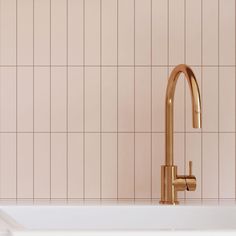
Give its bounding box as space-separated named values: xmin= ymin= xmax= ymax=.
xmin=189 ymin=161 xmax=193 ymax=176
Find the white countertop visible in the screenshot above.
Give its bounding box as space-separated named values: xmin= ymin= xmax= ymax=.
xmin=0 ymin=199 xmax=235 ymax=236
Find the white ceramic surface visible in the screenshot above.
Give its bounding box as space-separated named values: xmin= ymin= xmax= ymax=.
xmin=0 ymin=201 xmax=236 ymax=235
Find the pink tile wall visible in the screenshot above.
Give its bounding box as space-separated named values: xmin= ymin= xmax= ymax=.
xmin=0 ymin=0 xmax=235 ymax=200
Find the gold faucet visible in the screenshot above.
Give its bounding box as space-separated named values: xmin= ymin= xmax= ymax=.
xmin=160 ymin=64 xmax=202 ymax=205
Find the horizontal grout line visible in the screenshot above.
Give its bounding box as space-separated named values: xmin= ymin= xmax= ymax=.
xmin=0 ymin=131 xmax=235 ymax=134
xmin=0 ymin=65 xmax=236 ymax=68
xmin=0 ymin=197 xmax=235 ymax=201
xmin=2 ymin=198 xmax=161 ymax=200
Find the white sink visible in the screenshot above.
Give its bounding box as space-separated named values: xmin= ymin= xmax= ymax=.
xmin=1 ymin=201 xmax=236 ymax=235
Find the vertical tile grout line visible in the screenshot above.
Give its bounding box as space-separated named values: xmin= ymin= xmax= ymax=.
xmin=184 ymin=0 xmax=186 ymax=200
xmin=116 ymin=0 xmax=119 ymax=200
xmin=49 ymin=0 xmax=52 ymax=200
xmin=150 ymin=0 xmax=152 ymax=200
xmin=167 ymin=0 xmax=169 ymax=196
xmin=100 ymin=0 xmax=102 ymax=200
xmin=16 ymin=0 xmax=18 ymax=199
xmin=66 ymin=0 xmax=69 ymax=201
xmin=32 ymin=0 xmax=35 ymax=200
xmin=167 ymin=0 xmax=170 ymax=81
xmin=165 ymin=0 xmax=170 ymax=202
xmin=235 ymin=0 xmax=236 ymax=200
xmin=133 ymin=0 xmax=136 ymax=200
xmin=83 ymin=0 xmax=85 ymax=200
xmin=201 ymin=0 xmax=203 ymax=200
xmin=167 ymin=0 xmax=169 ymax=101
xmin=218 ymin=0 xmax=220 ymax=201
xmin=0 ymin=0 xmax=1 ymax=200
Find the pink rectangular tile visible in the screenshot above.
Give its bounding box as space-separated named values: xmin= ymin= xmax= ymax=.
xmin=202 ymin=0 xmax=218 ymax=65
xmin=219 ymin=67 xmax=235 ymax=132
xmin=173 ymin=71 xmax=185 ymax=132
xmin=152 ymin=0 xmax=168 ymax=65
xmin=68 ymin=133 xmax=83 ymax=198
xmin=219 ymin=133 xmax=235 ymax=198
xmin=101 ymin=0 xmax=117 ymax=65
xmin=169 ymin=0 xmax=184 ymax=65
xmin=68 ymin=68 xmax=83 ymax=132
xmin=135 ymin=0 xmax=151 ymax=65
xmin=68 ymin=0 xmax=83 ymax=65
xmin=135 ymin=133 xmax=151 ymax=199
xmin=152 ymin=133 xmax=164 ymax=199
xmin=101 ymin=67 xmax=117 ymax=132
xmin=17 ymin=67 xmax=33 ymax=132
xmin=118 ymin=133 xmax=134 ymax=198
xmin=152 ymin=68 xmax=167 ymax=132
xmin=101 ymin=133 xmax=117 ymax=198
xmin=0 ymin=68 xmax=16 ymax=132
xmin=51 ymin=67 xmax=67 ymax=132
xmin=118 ymin=67 xmax=134 ymax=132
xmin=51 ymin=0 xmax=67 ymax=65
xmin=186 ymin=0 xmax=201 ymax=65
xmin=186 ymin=133 xmax=201 ymax=199
xmin=34 ymin=0 xmax=50 ymax=65
xmin=0 ymin=0 xmax=16 ymax=65
xmin=186 ymin=67 xmax=202 ymax=132
xmin=85 ymin=67 xmax=100 ymax=132
xmin=0 ymin=134 xmax=16 ymax=198
xmin=34 ymin=67 xmax=50 ymax=132
xmin=34 ymin=133 xmax=50 ymax=198
xmin=85 ymin=0 xmax=100 ymax=65
xmin=202 ymin=133 xmax=218 ymax=198
xmin=118 ymin=0 xmax=134 ymax=65
xmin=85 ymin=133 xmax=100 ymax=198
xmin=219 ymin=0 xmax=235 ymax=65
xmin=135 ymin=67 xmax=151 ymax=132
xmin=17 ymin=133 xmax=33 ymax=198
xmin=174 ymin=133 xmax=185 ymax=199
xmin=17 ymin=0 xmax=33 ymax=65
xmin=202 ymin=67 xmax=218 ymax=132
xmin=51 ymin=133 xmax=67 ymax=198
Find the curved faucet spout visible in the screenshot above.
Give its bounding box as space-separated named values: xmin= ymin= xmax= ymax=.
xmin=165 ymin=64 xmax=202 ymax=166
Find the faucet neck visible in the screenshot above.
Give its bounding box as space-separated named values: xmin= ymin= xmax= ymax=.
xmin=165 ymin=65 xmax=202 ymax=166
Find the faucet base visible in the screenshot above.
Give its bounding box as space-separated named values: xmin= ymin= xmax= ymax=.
xmin=160 ymin=165 xmax=178 ymax=204
xmin=160 ymin=164 xmax=197 ymax=205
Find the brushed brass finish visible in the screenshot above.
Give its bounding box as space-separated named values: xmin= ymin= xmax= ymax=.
xmin=160 ymin=64 xmax=202 ymax=205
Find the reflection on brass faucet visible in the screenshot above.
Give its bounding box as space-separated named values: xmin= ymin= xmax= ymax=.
xmin=160 ymin=64 xmax=202 ymax=205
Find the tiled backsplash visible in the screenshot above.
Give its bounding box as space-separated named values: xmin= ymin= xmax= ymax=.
xmin=0 ymin=0 xmax=235 ymax=199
